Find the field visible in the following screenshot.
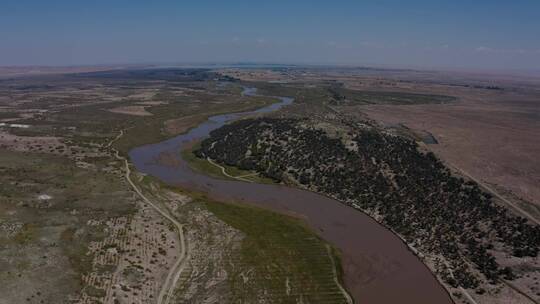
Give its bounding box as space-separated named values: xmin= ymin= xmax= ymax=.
xmin=0 ymin=149 xmax=138 ymax=303
xmin=2 ymin=65 xmax=539 ymax=304
xmin=204 ymin=198 xmax=350 ymax=303
xmin=0 ymin=68 xmax=350 ymax=304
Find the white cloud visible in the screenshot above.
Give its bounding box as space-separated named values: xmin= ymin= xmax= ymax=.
xmin=475 ymin=46 xmax=540 ymax=54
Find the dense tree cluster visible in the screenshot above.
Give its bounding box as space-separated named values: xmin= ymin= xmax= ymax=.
xmin=74 ymin=68 xmax=215 ymax=82
xmin=196 ymin=118 xmax=540 ymax=289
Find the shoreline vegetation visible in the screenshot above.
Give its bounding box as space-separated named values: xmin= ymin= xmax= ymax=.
xmin=141 ymin=80 xmax=458 ymax=303
xmin=180 ymin=142 xmax=277 ymax=184
xmin=201 ymin=194 xmax=353 ymax=303
xmin=114 ymin=95 xmax=277 ymax=156
xmin=196 ymin=116 xmax=540 ymax=303
xmin=141 ymin=176 xmax=354 ymax=303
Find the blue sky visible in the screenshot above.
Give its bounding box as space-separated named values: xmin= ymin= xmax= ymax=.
xmin=1 ymin=0 xmax=539 ymax=70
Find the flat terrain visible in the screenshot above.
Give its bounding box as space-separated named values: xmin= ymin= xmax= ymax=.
xmin=1 ymin=66 xmax=539 ymax=304
xmin=0 ymin=65 xmax=136 ymax=78
xmin=360 ymin=90 xmax=540 ymax=216
xmin=0 ymin=68 xmax=350 ymax=303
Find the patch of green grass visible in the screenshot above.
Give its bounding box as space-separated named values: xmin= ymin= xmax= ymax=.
xmin=13 ymin=224 xmax=38 ymax=245
xmin=249 ymin=80 xmax=455 ymax=106
xmin=85 ymin=285 xmax=106 ymax=298
xmin=0 ymin=112 xmax=19 ymax=119
xmin=181 ymin=144 xmax=226 ymax=179
xmin=59 ymin=227 xmax=95 ymax=278
xmin=11 ymin=84 xmax=277 ymax=156
xmin=181 ymin=142 xmax=276 ymax=184
xmin=204 ymin=199 xmax=349 ymax=304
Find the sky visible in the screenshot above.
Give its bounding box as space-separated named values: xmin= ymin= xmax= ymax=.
xmin=1 ymin=0 xmax=539 ymax=71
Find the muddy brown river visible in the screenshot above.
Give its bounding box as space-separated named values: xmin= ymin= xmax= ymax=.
xmin=129 ymin=88 xmax=453 ymax=304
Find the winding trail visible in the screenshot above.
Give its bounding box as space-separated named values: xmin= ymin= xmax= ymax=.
xmin=437 ymin=152 xmax=540 ymax=303
xmin=109 ymin=130 xmax=188 ymax=304
xmin=447 ymin=163 xmax=540 ymax=225
xmin=501 ymin=279 xmax=540 ymax=304
xmin=441 ymin=260 xmax=479 ymax=304
xmin=206 ymin=157 xmax=254 ymax=182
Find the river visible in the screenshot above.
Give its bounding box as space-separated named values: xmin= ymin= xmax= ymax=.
xmin=129 ymin=88 xmax=453 ymax=304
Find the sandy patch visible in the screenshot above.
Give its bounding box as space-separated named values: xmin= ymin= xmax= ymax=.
xmin=0 ymin=131 xmax=106 ymax=161
xmin=0 ymin=131 xmax=64 ymax=152
xmin=125 ymin=90 xmax=159 ymax=100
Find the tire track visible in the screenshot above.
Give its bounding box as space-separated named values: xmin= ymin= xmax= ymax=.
xmin=109 ymin=131 xmax=188 ymax=304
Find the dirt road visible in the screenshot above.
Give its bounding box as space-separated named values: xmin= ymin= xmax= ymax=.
xmin=445 ymin=161 xmax=540 ymax=225
xmin=110 ymin=131 xmax=189 ymax=304
xmin=207 ymin=157 xmax=254 ymax=182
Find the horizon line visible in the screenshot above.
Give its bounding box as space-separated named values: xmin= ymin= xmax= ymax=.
xmin=2 ymin=61 xmax=540 ymax=78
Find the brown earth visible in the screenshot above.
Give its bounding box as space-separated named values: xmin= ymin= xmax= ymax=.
xmin=164 ymin=115 xmax=208 ymax=135
xmin=358 ymin=88 xmax=540 ymax=217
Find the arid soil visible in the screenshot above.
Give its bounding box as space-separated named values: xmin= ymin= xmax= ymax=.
xmin=0 ymin=68 xmax=351 ymax=304
xmin=359 ymin=88 xmax=540 ymax=216
xmin=2 ymin=65 xmax=538 ymax=304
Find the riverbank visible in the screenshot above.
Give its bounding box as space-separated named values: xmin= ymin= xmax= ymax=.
xmin=129 ymin=88 xmax=453 ymax=304
xmin=180 ymin=141 xmax=276 ymax=184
